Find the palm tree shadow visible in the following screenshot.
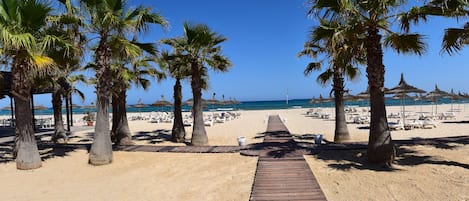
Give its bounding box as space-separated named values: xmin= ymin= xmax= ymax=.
xmin=312 ymin=149 xmax=398 ymax=172
xmin=310 ymin=139 xmax=469 ymax=172
xmin=0 ymin=142 xmax=85 ymax=164
xmin=132 ymin=129 xmax=173 ymax=144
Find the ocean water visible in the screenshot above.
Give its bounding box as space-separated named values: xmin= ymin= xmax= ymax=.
xmin=0 ymin=97 xmax=466 ymax=116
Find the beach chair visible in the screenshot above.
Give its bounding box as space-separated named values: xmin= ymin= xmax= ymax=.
xmin=422 ymin=118 xmax=437 ymax=129
xmin=388 ymin=119 xmax=404 ymax=130
xmin=204 ymin=118 xmax=214 ymax=127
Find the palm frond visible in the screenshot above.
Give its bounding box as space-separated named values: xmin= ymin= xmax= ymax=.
xmin=304 ymin=62 xmax=321 ymax=76
xmin=442 ymin=23 xmax=469 ymax=54
xmin=384 ymin=33 xmax=427 ymax=55
xmin=316 ymin=69 xmax=333 ymax=86
xmin=0 ymin=28 xmax=36 ymax=50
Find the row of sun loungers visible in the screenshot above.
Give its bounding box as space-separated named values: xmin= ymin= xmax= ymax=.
xmin=388 ymin=118 xmax=437 ymax=130
xmin=305 ymin=108 xmax=331 ymax=119
xmin=129 ymin=111 xmax=241 ymax=127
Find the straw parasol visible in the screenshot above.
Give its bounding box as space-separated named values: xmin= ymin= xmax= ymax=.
xmin=386 ymin=73 xmax=426 ymax=126
xmin=151 ymin=100 xmax=172 ymax=107
xmin=132 ymin=99 xmax=148 ymax=115
xmin=425 ymin=84 xmax=450 ymax=114
xmin=310 ymin=94 xmax=330 ymax=107
xmin=33 ymin=104 xmax=48 ymax=117
xmin=448 ymin=88 xmax=463 ymax=111
xmin=1 ymin=106 xmax=12 ymax=111
xmin=152 ymin=95 xmax=172 ymax=111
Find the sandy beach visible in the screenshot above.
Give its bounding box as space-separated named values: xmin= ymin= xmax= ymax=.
xmin=1 ymin=104 xmax=469 ymax=200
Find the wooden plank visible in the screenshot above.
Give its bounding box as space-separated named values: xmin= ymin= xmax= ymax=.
xmin=249 ymin=115 xmax=327 ymax=201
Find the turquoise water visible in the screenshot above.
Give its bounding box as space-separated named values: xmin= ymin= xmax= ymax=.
xmin=0 ymin=97 xmax=466 ymax=116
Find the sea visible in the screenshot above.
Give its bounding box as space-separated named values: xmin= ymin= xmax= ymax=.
xmin=0 ymin=97 xmax=466 ymax=116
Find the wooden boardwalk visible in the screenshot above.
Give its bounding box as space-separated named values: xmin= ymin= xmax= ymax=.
xmin=249 ymin=115 xmax=327 ymax=201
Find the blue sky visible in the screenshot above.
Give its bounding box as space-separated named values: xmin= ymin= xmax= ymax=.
xmin=1 ymin=0 xmax=468 ymax=107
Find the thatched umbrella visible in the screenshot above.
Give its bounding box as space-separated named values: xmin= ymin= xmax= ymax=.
xmin=33 ymin=104 xmax=48 ymax=116
xmin=425 ymin=84 xmax=450 ymax=114
xmin=386 ymin=73 xmax=426 ymax=125
xmin=1 ymin=106 xmax=12 ymax=111
xmin=152 ymin=99 xmax=172 ymax=112
xmin=310 ymin=94 xmax=331 ymax=107
xmin=151 ymin=100 xmax=172 ymax=107
xmin=448 ymin=88 xmax=463 ymax=111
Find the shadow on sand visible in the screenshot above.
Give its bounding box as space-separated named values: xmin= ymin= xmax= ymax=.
xmin=132 ymin=129 xmax=174 ymax=144
xmin=0 ymin=142 xmax=85 ymax=164
xmin=305 ymin=135 xmax=469 ymax=172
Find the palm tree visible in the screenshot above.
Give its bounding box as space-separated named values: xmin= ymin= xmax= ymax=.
xmin=401 ymin=0 xmax=469 ymax=54
xmin=299 ymin=19 xmax=362 ymax=143
xmin=158 ymin=50 xmax=191 ymax=142
xmin=110 ymin=42 xmax=164 ymax=145
xmin=309 ymin=0 xmax=426 ymax=165
xmin=0 ymin=0 xmax=72 ymax=169
xmin=81 ymin=0 xmax=167 ymax=165
xmin=47 ymin=0 xmax=85 ymax=143
xmin=107 ymin=7 xmax=167 ymax=145
xmin=161 ymin=22 xmax=232 ymax=146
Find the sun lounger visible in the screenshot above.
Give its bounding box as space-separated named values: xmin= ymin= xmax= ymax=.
xmin=422 ymin=118 xmax=437 ymax=129
xmin=388 ymin=119 xmax=404 ymax=130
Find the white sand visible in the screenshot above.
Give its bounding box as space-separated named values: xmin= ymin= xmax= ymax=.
xmin=1 ymin=103 xmax=469 ymax=200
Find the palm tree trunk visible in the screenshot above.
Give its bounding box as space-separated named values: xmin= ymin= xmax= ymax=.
xmin=111 ymin=85 xmax=133 ymax=145
xmin=51 ymin=86 xmax=67 ymax=143
xmin=333 ymin=70 xmax=350 ymax=142
xmin=190 ymin=62 xmax=208 ymax=145
xmin=89 ymin=40 xmax=113 ymax=165
xmin=12 ymin=59 xmax=42 ymax=170
xmin=365 ymin=27 xmax=395 ymax=165
xmin=172 ymin=79 xmax=186 ymax=142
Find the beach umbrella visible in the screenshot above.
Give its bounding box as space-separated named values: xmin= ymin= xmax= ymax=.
xmin=355 ymin=87 xmax=372 ymax=107
xmin=310 ymin=94 xmax=331 ymax=108
xmin=151 ymin=100 xmax=172 ymax=107
xmin=33 ymin=104 xmax=48 ymax=117
xmin=386 ymin=73 xmax=426 ymax=126
xmin=425 ymin=84 xmax=450 ymax=114
xmin=413 ymin=94 xmax=425 ymax=113
xmin=1 ymin=106 xmax=12 ymax=111
xmin=448 ymin=88 xmax=463 ymax=111
xmin=343 ymin=91 xmax=358 ymax=101
xmin=80 ymin=104 xmax=95 ymax=112
xmin=152 ymin=96 xmax=172 ymax=111
xmin=132 ymin=99 xmax=148 ymax=115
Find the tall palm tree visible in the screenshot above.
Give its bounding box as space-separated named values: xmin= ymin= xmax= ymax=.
xmin=110 ymin=40 xmax=164 ymax=145
xmin=161 ymin=22 xmax=232 ymax=146
xmin=158 ymin=50 xmax=191 ymax=142
xmin=309 ymin=0 xmax=426 ymax=165
xmin=299 ymin=19 xmax=363 ymax=143
xmin=401 ymin=0 xmax=469 ymax=54
xmin=47 ymin=0 xmax=85 ymax=143
xmin=81 ymin=0 xmax=167 ymax=165
xmin=0 ymin=0 xmax=72 ymax=170
xmin=108 ymin=7 xmax=166 ymax=145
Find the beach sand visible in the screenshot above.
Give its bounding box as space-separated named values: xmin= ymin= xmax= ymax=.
xmin=1 ymin=104 xmax=469 ymax=200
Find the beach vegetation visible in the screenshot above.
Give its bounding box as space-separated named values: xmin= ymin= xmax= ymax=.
xmin=308 ymin=0 xmax=427 ymax=166
xmin=46 ymin=0 xmax=86 ymax=143
xmin=82 ymin=0 xmax=167 ymax=165
xmin=400 ymin=0 xmax=469 ymax=54
xmin=0 ymin=0 xmax=73 ymax=170
xmin=110 ymin=41 xmax=165 ymax=145
xmin=158 ymin=49 xmax=191 ymax=143
xmin=161 ymin=22 xmax=232 ymax=146
xmin=299 ymin=18 xmax=363 ymax=143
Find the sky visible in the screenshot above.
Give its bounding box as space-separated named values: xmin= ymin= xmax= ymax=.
xmin=1 ymin=0 xmax=469 ymax=107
